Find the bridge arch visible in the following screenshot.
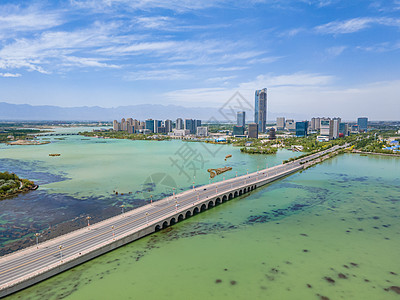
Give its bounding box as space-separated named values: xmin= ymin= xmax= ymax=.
xmin=193 ymin=207 xmax=199 ymax=215
xmin=234 ymin=191 xmax=238 ymax=197
xmin=162 ymin=221 xmax=168 ymax=229
xmin=178 ymin=214 xmax=184 ymax=222
xmin=208 ymin=201 xmax=214 ymax=209
xmin=222 ymin=195 xmax=227 ymax=202
xmin=228 ymin=193 xmax=233 ymax=200
xmin=239 ymin=190 xmax=243 ymax=196
xmin=170 ymin=218 xmax=176 ymax=225
xmin=155 ymin=225 xmax=161 ymax=232
xmin=200 ymin=204 xmax=207 ymax=212
xmin=185 ymin=211 xmax=192 ymax=218
xmin=215 ymin=197 xmax=221 ymax=205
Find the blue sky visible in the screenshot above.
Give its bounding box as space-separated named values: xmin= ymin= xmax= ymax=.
xmin=0 ymin=0 xmax=399 ymax=120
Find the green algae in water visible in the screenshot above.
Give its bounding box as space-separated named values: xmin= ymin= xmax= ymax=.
xmin=6 ymin=154 xmax=400 ymax=300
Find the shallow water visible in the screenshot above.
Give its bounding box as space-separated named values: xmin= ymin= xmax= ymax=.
xmin=0 ymin=132 xmax=299 ymax=249
xmin=4 ymin=150 xmax=400 ymax=299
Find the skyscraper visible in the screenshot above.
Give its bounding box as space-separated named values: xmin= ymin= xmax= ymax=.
xmin=237 ymin=111 xmax=246 ymax=127
xmin=145 ymin=119 xmax=154 ymax=133
xmin=113 ymin=120 xmax=120 ymax=131
xmin=248 ymin=123 xmax=258 ymax=138
xmin=176 ymin=118 xmax=183 ymax=130
xmin=357 ymin=117 xmax=368 ymax=132
xmin=254 ymin=88 xmax=267 ymax=133
xmin=164 ymin=119 xmax=172 ymax=133
xmin=276 ymin=117 xmax=285 ymax=130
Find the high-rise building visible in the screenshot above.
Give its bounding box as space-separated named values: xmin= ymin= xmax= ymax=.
xmin=332 ymin=117 xmax=341 ymax=139
xmin=276 ymin=117 xmax=285 ymax=130
xmin=237 ymin=111 xmax=246 ymax=127
xmin=255 ymin=88 xmax=267 ymax=133
xmin=145 ymin=119 xmax=154 ymax=133
xmin=311 ymin=117 xmax=321 ymax=131
xmin=164 ymin=120 xmax=172 ymax=133
xmin=113 ymin=120 xmax=120 ymax=131
xmin=176 ymin=118 xmax=183 ymax=130
xmin=196 ymin=126 xmax=208 ymax=137
xmin=233 ymin=125 xmax=245 ymax=136
xmin=127 ymin=125 xmax=135 ymax=134
xmin=184 ymin=119 xmax=199 ymax=134
xmin=339 ymin=123 xmax=349 ymax=137
xmin=320 ymin=118 xmax=333 ymax=139
xmin=121 ymin=118 xmax=127 ymax=131
xmin=153 ymin=120 xmax=162 ymax=133
xmin=357 ymin=117 xmax=368 ymax=132
xmin=248 ymin=123 xmax=258 ymax=138
xmin=295 ymin=121 xmax=309 ymax=137
xmin=285 ymin=119 xmax=296 ymax=132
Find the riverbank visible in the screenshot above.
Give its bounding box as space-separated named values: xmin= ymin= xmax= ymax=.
xmin=7 ymin=140 xmax=50 ymax=146
xmin=0 ymin=172 xmax=37 ymax=200
xmin=351 ymin=149 xmax=400 ymax=157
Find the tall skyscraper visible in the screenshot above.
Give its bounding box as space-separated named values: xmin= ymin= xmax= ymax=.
xmin=145 ymin=119 xmax=154 ymax=133
xmin=332 ymin=117 xmax=341 ymax=139
xmin=320 ymin=118 xmax=333 ymax=139
xmin=311 ymin=117 xmax=321 ymax=131
xmin=184 ymin=119 xmax=195 ymax=134
xmin=254 ymin=88 xmax=267 ymax=133
xmin=276 ymin=117 xmax=285 ymax=130
xmin=164 ymin=120 xmax=172 ymax=133
xmin=248 ymin=123 xmax=258 ymax=138
xmin=113 ymin=120 xmax=120 ymax=131
xmin=176 ymin=118 xmax=183 ymax=130
xmin=357 ymin=117 xmax=368 ymax=132
xmin=237 ymin=111 xmax=246 ymax=127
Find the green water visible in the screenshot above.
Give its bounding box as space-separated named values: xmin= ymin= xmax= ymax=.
xmin=2 ymin=133 xmax=400 ymax=299
xmin=0 ymin=134 xmax=297 ymax=199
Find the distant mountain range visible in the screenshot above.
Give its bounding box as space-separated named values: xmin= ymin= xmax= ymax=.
xmin=0 ymin=102 xmax=308 ymax=122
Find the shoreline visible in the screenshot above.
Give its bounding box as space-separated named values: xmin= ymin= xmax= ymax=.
xmin=351 ymin=150 xmax=400 ymax=157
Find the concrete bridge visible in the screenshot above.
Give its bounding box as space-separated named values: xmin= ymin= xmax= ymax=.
xmin=0 ymin=145 xmax=345 ymax=297
xmin=34 ymin=133 xmax=80 ymax=136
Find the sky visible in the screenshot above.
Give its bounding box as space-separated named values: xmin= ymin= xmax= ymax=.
xmin=0 ymin=0 xmax=399 ymax=120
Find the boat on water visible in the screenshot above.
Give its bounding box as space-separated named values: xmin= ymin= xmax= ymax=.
xmin=207 ymin=166 xmax=232 ymax=178
xmin=49 ymin=153 xmax=61 ymax=156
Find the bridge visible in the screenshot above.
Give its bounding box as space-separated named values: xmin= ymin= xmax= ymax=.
xmin=34 ymin=133 xmax=80 ymax=137
xmin=0 ymin=145 xmax=345 ymax=297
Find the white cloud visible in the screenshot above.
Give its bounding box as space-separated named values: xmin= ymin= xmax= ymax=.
xmin=206 ymin=75 xmax=237 ymax=82
xmin=357 ymin=41 xmax=400 ymax=52
xmin=0 ymin=5 xmax=64 ymax=38
xmin=164 ymin=73 xmax=400 ymax=120
xmin=124 ymin=69 xmax=191 ymax=81
xmin=134 ymin=16 xmax=175 ymax=30
xmin=316 ymin=17 xmax=400 ymax=34
xmin=70 ymin=0 xmax=227 ymax=12
xmin=325 ymin=46 xmax=347 ymax=57
xmin=0 ymin=72 xmax=21 ymax=78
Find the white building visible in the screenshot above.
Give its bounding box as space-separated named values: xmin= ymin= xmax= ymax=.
xmin=170 ymin=129 xmax=190 ymax=136
xmin=196 ymin=126 xmax=209 ymax=137
xmin=285 ymin=119 xmax=295 ymax=131
xmin=320 ymin=118 xmax=333 ymax=139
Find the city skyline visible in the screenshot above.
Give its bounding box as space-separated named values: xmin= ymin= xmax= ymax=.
xmin=0 ymin=1 xmax=399 ymax=120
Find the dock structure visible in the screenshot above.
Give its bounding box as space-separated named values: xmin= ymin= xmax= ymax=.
xmin=0 ymin=145 xmax=345 ymax=297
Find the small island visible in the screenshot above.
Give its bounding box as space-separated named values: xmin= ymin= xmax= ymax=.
xmin=0 ymin=172 xmax=38 ymax=199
